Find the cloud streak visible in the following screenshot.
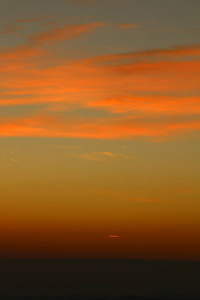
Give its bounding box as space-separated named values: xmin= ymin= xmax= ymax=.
xmin=0 ymin=114 xmax=200 ymax=139
xmin=30 ymin=22 xmax=105 ymax=44
xmin=0 ymin=39 xmax=200 ymax=140
xmin=0 ymin=25 xmax=20 ymax=34
xmin=71 ymin=151 xmax=133 ymax=161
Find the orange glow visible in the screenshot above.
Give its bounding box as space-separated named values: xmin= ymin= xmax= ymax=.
xmin=0 ymin=2 xmax=200 ymax=260
xmin=0 ymin=114 xmax=200 ymax=139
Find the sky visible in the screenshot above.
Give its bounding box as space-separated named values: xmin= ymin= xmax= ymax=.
xmin=0 ymin=0 xmax=200 ymax=259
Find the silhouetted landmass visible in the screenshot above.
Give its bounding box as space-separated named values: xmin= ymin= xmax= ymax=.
xmin=0 ymin=260 xmax=199 ymax=300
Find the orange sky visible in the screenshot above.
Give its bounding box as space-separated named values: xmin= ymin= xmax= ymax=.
xmin=0 ymin=0 xmax=200 ymax=259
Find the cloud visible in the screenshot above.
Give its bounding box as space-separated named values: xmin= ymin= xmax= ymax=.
xmin=91 ymin=96 xmax=200 ymax=115
xmin=88 ymin=43 xmax=200 ymax=64
xmin=0 ymin=42 xmax=200 ymax=140
xmin=96 ymin=152 xmax=115 ymax=157
xmin=1 ymin=44 xmax=200 ymax=97
xmin=0 ymin=25 xmax=20 ymax=34
xmin=0 ymin=16 xmax=50 ymax=36
xmin=0 ymin=46 xmax=44 ymax=61
xmin=71 ymin=151 xmax=131 ymax=161
xmin=0 ymin=114 xmax=200 ymax=140
xmin=30 ymin=22 xmax=105 ymax=44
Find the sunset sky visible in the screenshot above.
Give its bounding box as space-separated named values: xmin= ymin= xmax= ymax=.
xmin=0 ymin=0 xmax=200 ymax=259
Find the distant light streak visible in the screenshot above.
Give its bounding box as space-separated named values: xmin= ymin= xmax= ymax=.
xmin=108 ymin=235 xmax=119 ymax=238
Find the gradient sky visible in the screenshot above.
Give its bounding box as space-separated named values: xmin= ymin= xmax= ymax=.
xmin=0 ymin=0 xmax=200 ymax=259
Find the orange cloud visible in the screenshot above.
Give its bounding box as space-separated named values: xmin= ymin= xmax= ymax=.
xmin=0 ymin=114 xmax=200 ymax=139
xmin=30 ymin=22 xmax=105 ymax=44
xmin=0 ymin=46 xmax=44 ymax=61
xmin=1 ymin=56 xmax=199 ymax=108
xmin=88 ymin=43 xmax=200 ymax=63
xmin=0 ymin=42 xmax=200 ymax=139
xmin=91 ymin=96 xmax=200 ymax=114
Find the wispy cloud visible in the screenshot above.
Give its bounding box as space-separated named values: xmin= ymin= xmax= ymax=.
xmin=0 ymin=114 xmax=200 ymax=139
xmin=91 ymin=96 xmax=200 ymax=114
xmin=0 ymin=25 xmax=20 ymax=34
xmin=0 ymin=16 xmax=50 ymax=35
xmin=30 ymin=22 xmax=105 ymax=44
xmin=0 ymin=45 xmax=44 ymax=61
xmin=88 ymin=43 xmax=200 ymax=62
xmin=71 ymin=151 xmax=133 ymax=161
xmin=0 ymin=42 xmax=200 ymax=140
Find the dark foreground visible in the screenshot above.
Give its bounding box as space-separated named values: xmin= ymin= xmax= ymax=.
xmin=0 ymin=260 xmax=200 ymax=300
